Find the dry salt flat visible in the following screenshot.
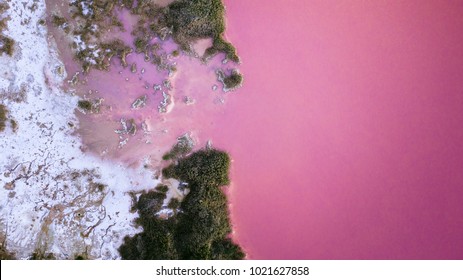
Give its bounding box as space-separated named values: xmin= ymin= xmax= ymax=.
xmin=0 ymin=0 xmax=162 ymax=259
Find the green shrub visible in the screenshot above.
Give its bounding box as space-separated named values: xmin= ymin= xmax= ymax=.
xmin=0 ymin=35 xmax=14 ymax=56
xmin=163 ymin=0 xmax=239 ymax=62
xmin=30 ymin=251 xmax=56 ymax=260
xmin=137 ymin=190 xmax=167 ymax=216
xmin=119 ymin=149 xmax=243 ymax=260
xmin=77 ymin=100 xmax=92 ymax=111
xmin=223 ymin=71 xmax=243 ymax=89
xmin=0 ymin=245 xmax=15 ymax=260
xmin=163 ymin=149 xmax=230 ymax=186
xmin=156 ymin=184 xmax=169 ymax=193
xmin=168 ymin=198 xmax=180 ymax=209
xmin=51 ymin=15 xmax=67 ymax=27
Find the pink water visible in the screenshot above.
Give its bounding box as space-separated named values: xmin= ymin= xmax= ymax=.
xmin=204 ymin=0 xmax=463 ymax=259
xmin=48 ymin=0 xmax=463 ymax=259
xmin=46 ymin=3 xmax=237 ymax=167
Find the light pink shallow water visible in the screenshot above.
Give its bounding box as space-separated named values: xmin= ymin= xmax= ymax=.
xmin=204 ymin=0 xmax=463 ymax=259
xmin=46 ymin=4 xmax=237 ymax=167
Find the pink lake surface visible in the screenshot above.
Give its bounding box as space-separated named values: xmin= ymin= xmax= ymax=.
xmin=205 ymin=0 xmax=463 ymax=259
xmin=48 ymin=0 xmax=463 ymax=259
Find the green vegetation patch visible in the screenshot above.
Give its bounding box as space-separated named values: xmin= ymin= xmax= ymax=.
xmin=162 ymin=133 xmax=194 ymax=161
xmin=0 ymin=104 xmax=7 ymax=132
xmin=74 ymin=254 xmax=88 ymax=260
xmin=77 ymin=100 xmax=92 ymax=111
xmin=30 ymin=251 xmax=56 ymax=260
xmin=0 ymin=2 xmax=9 ymax=14
xmin=223 ymin=71 xmax=243 ymax=90
xmin=119 ymin=149 xmax=244 ymax=260
xmin=51 ymin=15 xmax=70 ymax=33
xmin=163 ymin=0 xmax=239 ymax=62
xmin=156 ymin=184 xmax=169 ymax=193
xmin=77 ymin=98 xmax=103 ymax=113
xmin=52 ymin=15 xmax=67 ymax=27
xmin=0 ymin=35 xmax=14 ymax=56
xmin=9 ymin=119 xmax=17 ymax=132
xmin=63 ymin=0 xmax=240 ymax=74
xmin=168 ymin=197 xmax=180 ymax=209
xmin=163 ymin=149 xmax=230 ymax=186
xmin=0 ymin=244 xmax=15 ymax=260
xmin=217 ymin=69 xmax=243 ymax=91
xmin=0 ymin=17 xmax=8 ymax=33
xmin=0 ymin=3 xmax=13 ymax=57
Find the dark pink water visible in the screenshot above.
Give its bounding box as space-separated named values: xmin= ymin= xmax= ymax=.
xmin=204 ymin=0 xmax=463 ymax=259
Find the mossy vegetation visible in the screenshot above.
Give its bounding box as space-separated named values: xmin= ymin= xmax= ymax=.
xmin=137 ymin=190 xmax=167 ymax=216
xmin=0 ymin=2 xmax=9 ymax=14
xmin=10 ymin=119 xmax=17 ymax=132
xmin=163 ymin=0 xmax=239 ymax=62
xmin=74 ymin=254 xmax=88 ymax=260
xmin=94 ymin=183 xmax=106 ymax=192
xmin=0 ymin=35 xmax=14 ymax=56
xmin=30 ymin=251 xmax=56 ymax=260
xmin=63 ymin=0 xmax=240 ymax=73
xmin=156 ymin=184 xmax=169 ymax=193
xmin=162 ymin=134 xmax=194 ymax=161
xmin=162 ymin=142 xmax=192 ymax=160
xmin=52 ymin=15 xmax=67 ymax=27
xmin=133 ymin=37 xmax=147 ymax=53
xmin=0 ymin=244 xmax=15 ymax=260
xmin=77 ymin=100 xmax=92 ymax=111
xmin=0 ymin=104 xmax=7 ymax=132
xmin=98 ymin=39 xmax=133 ymax=69
xmin=0 ymin=17 xmax=8 ymax=32
xmin=119 ymin=149 xmax=244 ymax=260
xmin=168 ymin=197 xmax=180 ymax=209
xmin=223 ymin=71 xmax=243 ymax=89
xmin=77 ymin=98 xmax=102 ymax=113
xmin=51 ymin=15 xmax=70 ymax=33
xmin=162 ymin=149 xmax=230 ymax=187
xmin=0 ymin=3 xmax=14 ymax=57
xmin=0 ymin=103 xmax=20 ymax=133
xmin=204 ymin=37 xmax=239 ymax=62
xmin=217 ymin=69 xmax=243 ymax=91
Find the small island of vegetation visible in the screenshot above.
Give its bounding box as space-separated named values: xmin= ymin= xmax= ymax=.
xmin=217 ymin=69 xmax=243 ymax=91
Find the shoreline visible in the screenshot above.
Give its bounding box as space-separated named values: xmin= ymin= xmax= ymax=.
xmin=1 ymin=0 xmax=245 ymax=259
